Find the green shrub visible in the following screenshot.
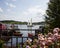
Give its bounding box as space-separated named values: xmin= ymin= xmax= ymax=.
xmin=0 ymin=40 xmax=4 ymax=48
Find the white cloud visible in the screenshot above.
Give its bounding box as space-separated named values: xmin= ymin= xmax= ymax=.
xmin=5 ymin=2 xmax=16 ymax=8
xmin=7 ymin=9 xmax=11 ymax=12
xmin=0 ymin=8 xmax=3 ymax=12
xmin=0 ymin=14 xmax=7 ymax=21
xmin=21 ymin=5 xmax=45 ymax=22
xmin=22 ymin=5 xmax=45 ymax=16
xmin=9 ymin=3 xmax=16 ymax=8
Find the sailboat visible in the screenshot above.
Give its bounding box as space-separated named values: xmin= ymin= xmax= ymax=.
xmin=27 ymin=19 xmax=33 ymax=27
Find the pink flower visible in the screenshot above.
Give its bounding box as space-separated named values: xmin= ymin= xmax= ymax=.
xmin=31 ymin=45 xmax=37 ymax=48
xmin=26 ymin=45 xmax=31 ymax=48
xmin=53 ymin=28 xmax=59 ymax=33
xmin=47 ymin=32 xmax=53 ymax=37
xmin=57 ymin=35 xmax=60 ymax=40
xmin=46 ymin=37 xmax=53 ymax=45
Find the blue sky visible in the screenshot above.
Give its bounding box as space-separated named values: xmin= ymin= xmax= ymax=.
xmin=0 ymin=0 xmax=49 ymax=22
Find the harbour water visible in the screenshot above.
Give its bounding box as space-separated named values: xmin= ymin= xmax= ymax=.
xmin=4 ymin=24 xmax=43 ymax=46
xmin=7 ymin=24 xmax=42 ymax=36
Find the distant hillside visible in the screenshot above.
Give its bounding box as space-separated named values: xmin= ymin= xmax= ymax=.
xmin=33 ymin=22 xmax=45 ymax=25
xmin=0 ymin=20 xmax=45 ymax=25
xmin=0 ymin=20 xmax=27 ymax=24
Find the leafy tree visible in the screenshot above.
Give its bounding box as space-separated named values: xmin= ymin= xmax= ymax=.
xmin=45 ymin=0 xmax=60 ymax=29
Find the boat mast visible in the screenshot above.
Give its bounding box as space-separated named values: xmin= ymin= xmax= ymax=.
xmin=28 ymin=20 xmax=30 ymax=26
xmin=30 ymin=18 xmax=32 ymax=26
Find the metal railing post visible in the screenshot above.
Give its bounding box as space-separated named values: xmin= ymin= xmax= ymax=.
xmin=16 ymin=36 xmax=18 ymax=48
xmin=21 ymin=37 xmax=23 ymax=48
xmin=11 ymin=36 xmax=12 ymax=48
